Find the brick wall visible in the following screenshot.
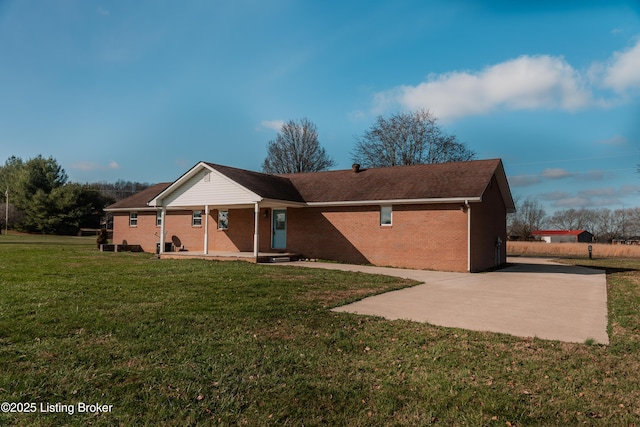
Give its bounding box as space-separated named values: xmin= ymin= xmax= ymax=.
xmin=287 ymin=204 xmax=469 ymax=272
xmin=206 ymin=208 xmax=272 ymax=253
xmin=469 ymin=175 xmax=508 ymax=272
xmin=113 ymin=208 xmax=273 ymax=254
xmin=113 ymin=191 xmax=507 ymax=273
xmin=112 ymin=211 xmax=159 ymax=252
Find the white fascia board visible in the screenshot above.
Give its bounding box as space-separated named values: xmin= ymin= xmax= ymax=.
xmin=305 ymin=197 xmax=482 ymax=207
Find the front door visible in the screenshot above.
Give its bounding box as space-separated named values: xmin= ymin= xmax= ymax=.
xmin=272 ymin=209 xmax=287 ymax=249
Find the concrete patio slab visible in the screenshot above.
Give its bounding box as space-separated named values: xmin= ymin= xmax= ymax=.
xmin=285 ymin=257 xmax=609 ymax=344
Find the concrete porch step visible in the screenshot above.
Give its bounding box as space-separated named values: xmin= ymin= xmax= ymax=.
xmin=258 ymin=254 xmax=303 ymax=263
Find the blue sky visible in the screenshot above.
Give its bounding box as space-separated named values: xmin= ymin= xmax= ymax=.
xmin=1 ymin=0 xmax=639 ymax=213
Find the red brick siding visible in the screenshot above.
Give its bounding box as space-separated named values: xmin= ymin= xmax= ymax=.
xmin=206 ymin=208 xmax=272 ymax=253
xmin=112 ymin=211 xmax=160 ymax=252
xmin=113 ymin=193 xmax=507 ymax=272
xmin=286 ymin=204 xmax=469 ymax=272
xmin=469 ymin=175 xmax=507 ymax=272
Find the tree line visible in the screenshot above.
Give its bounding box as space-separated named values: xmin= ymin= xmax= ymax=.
xmin=508 ymin=197 xmax=640 ymax=242
xmin=0 ymin=156 xmax=151 ymax=235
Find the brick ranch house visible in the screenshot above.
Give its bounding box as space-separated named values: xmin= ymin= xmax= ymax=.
xmin=104 ymin=159 xmax=515 ymax=272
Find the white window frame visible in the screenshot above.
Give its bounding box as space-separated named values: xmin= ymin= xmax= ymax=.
xmin=192 ymin=210 xmax=202 ymax=227
xmin=156 ymin=211 xmax=162 ymax=227
xmin=380 ymin=206 xmax=392 ymax=226
xmin=129 ymin=212 xmax=138 ymax=227
xmin=218 ymin=210 xmax=229 ymax=230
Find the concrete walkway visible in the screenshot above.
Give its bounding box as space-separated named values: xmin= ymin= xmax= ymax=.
xmin=286 ymin=257 xmax=609 ymax=344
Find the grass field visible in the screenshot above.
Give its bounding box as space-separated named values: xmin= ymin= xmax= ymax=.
xmin=1 ymin=235 xmax=639 ymax=426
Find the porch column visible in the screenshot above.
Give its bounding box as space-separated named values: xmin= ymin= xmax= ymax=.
xmin=204 ymin=205 xmax=209 ymax=255
xmin=253 ymin=202 xmax=260 ymax=258
xmin=160 ymin=207 xmax=167 ymax=254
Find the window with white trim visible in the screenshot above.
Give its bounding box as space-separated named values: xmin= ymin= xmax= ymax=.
xmin=192 ymin=210 xmax=202 ymax=227
xmin=218 ymin=210 xmax=228 ymax=230
xmin=156 ymin=211 xmax=162 ymax=227
xmin=380 ymin=206 xmax=392 ymax=226
xmin=129 ymin=212 xmax=138 ymax=227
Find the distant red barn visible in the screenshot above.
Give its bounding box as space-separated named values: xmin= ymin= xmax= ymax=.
xmin=531 ymin=230 xmax=594 ymax=243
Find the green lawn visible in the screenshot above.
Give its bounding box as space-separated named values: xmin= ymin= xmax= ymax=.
xmin=0 ymin=235 xmax=639 ymax=426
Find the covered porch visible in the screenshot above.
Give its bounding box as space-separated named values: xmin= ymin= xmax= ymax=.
xmin=146 ymin=162 xmax=306 ymax=259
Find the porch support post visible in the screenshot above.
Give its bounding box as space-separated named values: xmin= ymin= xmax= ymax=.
xmin=204 ymin=205 xmax=209 ymax=255
xmin=253 ymin=202 xmax=260 ymax=259
xmin=160 ymin=207 xmax=167 ymax=255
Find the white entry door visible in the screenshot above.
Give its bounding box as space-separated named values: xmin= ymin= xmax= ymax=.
xmin=272 ymin=209 xmax=287 ymax=249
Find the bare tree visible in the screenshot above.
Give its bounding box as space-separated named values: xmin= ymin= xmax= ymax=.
xmin=547 ymin=208 xmax=596 ymax=231
xmin=508 ymin=197 xmax=546 ymax=239
xmin=351 ymin=109 xmax=476 ymax=167
xmin=262 ymin=118 xmax=335 ymax=174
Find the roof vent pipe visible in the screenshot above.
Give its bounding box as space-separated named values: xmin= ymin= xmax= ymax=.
xmin=352 ymin=164 xmax=361 ymax=173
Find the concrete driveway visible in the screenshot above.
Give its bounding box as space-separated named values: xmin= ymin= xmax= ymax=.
xmin=289 ymin=257 xmax=609 ymax=344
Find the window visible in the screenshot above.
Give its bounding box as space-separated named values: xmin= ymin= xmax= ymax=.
xmin=218 ymin=210 xmax=228 ymax=230
xmin=380 ymin=206 xmax=392 ymax=226
xmin=156 ymin=211 xmax=162 ymax=227
xmin=129 ymin=212 xmax=138 ymax=227
xmin=192 ymin=210 xmax=202 ymax=227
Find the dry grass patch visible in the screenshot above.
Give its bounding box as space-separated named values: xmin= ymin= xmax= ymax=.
xmin=508 ymin=241 xmax=640 ymax=258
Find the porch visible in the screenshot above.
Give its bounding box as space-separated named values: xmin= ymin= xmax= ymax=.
xmin=160 ymin=250 xmax=303 ymax=264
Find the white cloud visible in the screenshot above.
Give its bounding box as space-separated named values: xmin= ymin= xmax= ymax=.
xmin=72 ymin=161 xmax=100 ymax=172
xmin=260 ymin=120 xmax=285 ymax=132
xmin=348 ymin=110 xmax=367 ymax=121
xmin=372 ymin=37 xmax=640 ymax=120
xmin=541 ymin=168 xmax=572 ymax=179
xmin=97 ymin=7 xmax=110 ymax=16
xmin=541 ymin=185 xmax=640 ymax=209
xmin=596 ymin=135 xmax=627 ymax=146
xmin=72 ymin=161 xmax=120 ymax=172
xmin=578 ymin=188 xmax=617 ymax=198
xmin=373 ymin=55 xmax=591 ymax=120
xmin=551 ymin=197 xmax=592 ymax=208
xmin=509 ymin=174 xmax=542 ymax=187
xmin=581 ymin=170 xmax=607 ymax=181
xmin=540 ymin=191 xmax=571 ymax=201
xmin=601 ymin=38 xmax=640 ymax=93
